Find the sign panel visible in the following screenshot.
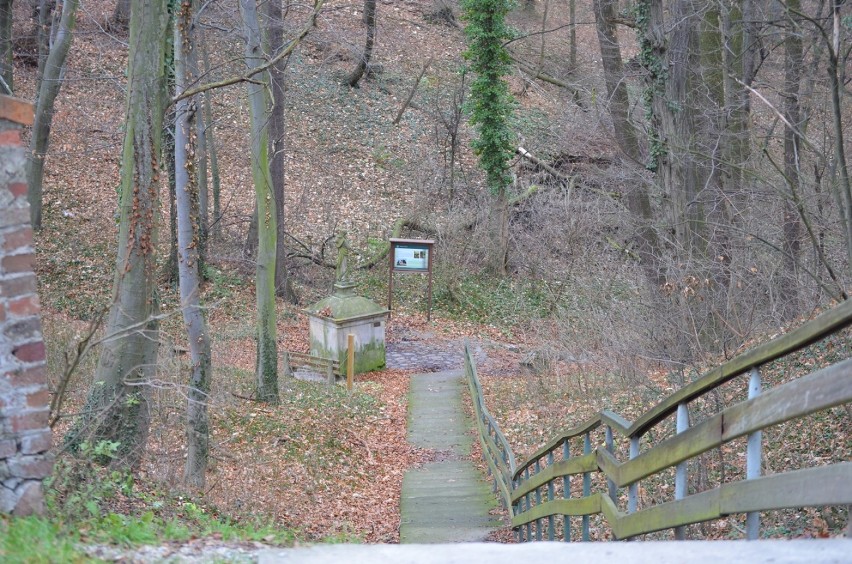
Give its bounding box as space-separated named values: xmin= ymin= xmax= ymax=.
xmin=393 ymin=243 xmax=429 ymax=272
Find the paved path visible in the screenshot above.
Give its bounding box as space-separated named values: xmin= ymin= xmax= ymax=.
xmin=399 ymin=369 xmax=501 ymax=543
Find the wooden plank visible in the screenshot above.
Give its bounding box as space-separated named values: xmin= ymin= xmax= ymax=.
xmin=722 ymin=358 xmax=852 ymax=441
xmin=719 ymin=463 xmax=852 ymax=514
xmin=0 ymin=95 xmax=34 ymax=126
xmin=601 ymin=410 xmax=632 ymax=435
xmin=512 ymin=452 xmax=598 ymax=501
xmin=617 ymin=412 xmax=723 ymax=487
xmin=630 ymin=299 xmax=852 ymax=437
xmin=596 ymin=446 xmax=622 ymax=486
xmin=512 ymin=494 xmax=602 ymax=527
xmin=514 ymin=416 xmax=602 ymax=480
xmin=612 ymin=489 xmax=721 ymax=539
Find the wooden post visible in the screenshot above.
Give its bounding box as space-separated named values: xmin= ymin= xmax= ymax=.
xmin=426 ymin=240 xmax=433 ymax=321
xmin=387 ymin=243 xmax=394 ymax=318
xmin=746 ymin=367 xmax=762 ymax=539
xmin=347 ymin=334 xmax=355 ymax=392
xmin=675 ymin=402 xmax=689 ymax=540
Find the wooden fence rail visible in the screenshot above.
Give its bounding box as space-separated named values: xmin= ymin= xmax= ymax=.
xmin=463 ymin=300 xmax=852 ymax=542
xmin=284 ymin=351 xmax=341 ymax=384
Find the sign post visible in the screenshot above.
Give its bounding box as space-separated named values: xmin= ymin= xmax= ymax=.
xmin=388 ymin=238 xmax=435 ymax=321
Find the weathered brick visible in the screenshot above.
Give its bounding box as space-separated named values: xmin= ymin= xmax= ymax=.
xmin=2 ymin=366 xmax=47 ymax=387
xmin=8 ymin=182 xmax=27 ymax=199
xmin=0 ymin=274 xmax=37 ymax=298
xmin=8 ymin=295 xmax=39 ymax=318
xmin=20 ymin=430 xmax=51 ymax=455
xmin=0 ymin=207 xmax=29 ymax=230
xmin=8 ymin=409 xmax=49 ymax=433
xmin=0 ymin=129 xmax=21 ymax=146
xmin=12 ymin=481 xmax=45 ymax=516
xmin=2 ymin=226 xmax=33 ymax=253
xmin=5 ymin=318 xmax=41 ymax=343
xmin=25 ymin=387 xmax=49 ymax=408
xmin=12 ymin=341 xmax=45 ymax=363
xmin=0 ymin=439 xmax=16 ymax=458
xmin=1 ymin=253 xmax=33 ymax=275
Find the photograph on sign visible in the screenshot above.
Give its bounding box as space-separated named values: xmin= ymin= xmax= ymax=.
xmin=393 ymin=244 xmax=429 ymax=271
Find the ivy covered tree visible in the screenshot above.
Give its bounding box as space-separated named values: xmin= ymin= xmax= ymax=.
xmin=461 ymin=0 xmax=516 ymax=273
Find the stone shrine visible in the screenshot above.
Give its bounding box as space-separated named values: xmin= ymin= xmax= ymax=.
xmin=305 ymin=232 xmax=389 ymax=375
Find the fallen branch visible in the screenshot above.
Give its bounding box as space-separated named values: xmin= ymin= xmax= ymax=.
xmin=515 ymin=146 xmax=618 ymax=200
xmin=393 ymin=57 xmax=433 ymax=125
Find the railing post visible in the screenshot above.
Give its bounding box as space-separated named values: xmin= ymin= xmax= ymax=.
xmin=605 ymin=425 xmax=617 ymax=504
xmin=746 ymin=367 xmax=762 ymax=540
xmin=524 ymin=466 xmax=532 ymax=541
xmin=628 ymin=435 xmax=640 ymax=515
xmin=563 ymin=440 xmax=571 ymax=542
xmin=547 ymin=452 xmax=555 ymax=540
xmin=674 ymin=402 xmax=689 ymax=540
xmin=583 ymin=432 xmax=591 ymax=541
xmin=534 ymin=459 xmax=543 ymax=541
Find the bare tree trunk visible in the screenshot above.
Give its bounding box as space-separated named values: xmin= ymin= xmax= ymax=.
xmin=347 ymin=0 xmax=376 ymax=87
xmin=240 ymin=0 xmax=278 ymax=403
xmin=111 ymin=0 xmax=130 ymax=30
xmin=26 ymin=0 xmax=79 ymax=229
xmin=827 ymin=1 xmax=852 ymax=273
xmin=569 ymin=0 xmax=576 ymax=68
xmin=196 ymin=85 xmax=209 ymax=275
xmin=0 ymin=0 xmax=12 ymax=93
xmin=593 ymin=0 xmax=661 ymax=286
xmin=66 ymin=0 xmax=168 ymax=469
xmin=175 ymin=0 xmax=211 ymax=489
xmin=267 ymin=0 xmax=297 ymax=302
xmin=200 ymin=38 xmax=222 ymax=241
xmin=781 ymin=0 xmax=803 ymax=320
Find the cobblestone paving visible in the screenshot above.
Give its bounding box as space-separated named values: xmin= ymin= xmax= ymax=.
xmin=386 ymin=330 xmax=487 ymax=373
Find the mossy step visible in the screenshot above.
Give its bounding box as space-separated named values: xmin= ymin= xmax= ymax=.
xmin=400 ymin=370 xmax=499 ymax=544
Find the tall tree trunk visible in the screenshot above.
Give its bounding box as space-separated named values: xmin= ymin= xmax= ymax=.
xmin=112 ymin=0 xmax=130 ymax=30
xmin=0 ymin=0 xmax=12 ymax=93
xmin=827 ymin=1 xmax=852 ymax=274
xmin=267 ymin=0 xmax=297 ymax=302
xmin=200 ymin=37 xmax=222 ymax=241
xmin=645 ymin=0 xmax=703 ymax=259
xmin=65 ymin=0 xmax=168 ymax=469
xmin=568 ymin=0 xmax=576 ymax=68
xmin=781 ymin=0 xmax=803 ymax=320
xmin=347 ymin=0 xmax=376 ymax=87
xmin=593 ymin=0 xmax=661 ymax=286
xmin=26 ymin=0 xmax=79 ymax=229
xmin=175 ymin=0 xmax=211 ymax=489
xmin=196 ymin=91 xmax=209 ymax=275
xmin=240 ymin=0 xmax=278 ymax=403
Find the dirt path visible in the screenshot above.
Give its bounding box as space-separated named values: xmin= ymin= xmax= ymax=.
xmin=399 ymin=369 xmax=501 ymax=543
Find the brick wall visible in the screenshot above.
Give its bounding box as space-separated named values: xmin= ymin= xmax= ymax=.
xmin=0 ymin=95 xmax=52 ymax=516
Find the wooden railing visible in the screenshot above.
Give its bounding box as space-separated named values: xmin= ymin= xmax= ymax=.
xmin=284 ymin=351 xmax=341 ymax=384
xmin=464 ymin=343 xmax=516 ymax=513
xmin=463 ymin=300 xmax=852 ymax=541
